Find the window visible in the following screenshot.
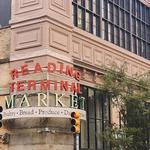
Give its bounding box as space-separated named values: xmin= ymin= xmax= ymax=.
xmin=125 ymin=13 xmax=130 ymax=31
xmin=141 ymin=41 xmax=146 ymax=57
xmin=120 ymin=10 xmax=124 ymax=28
xmin=136 ymin=1 xmax=141 ymax=18
xmin=108 ymin=2 xmax=113 ymax=22
xmin=124 ymin=0 xmax=130 ymax=11
xmin=120 ymin=29 xmax=125 ymax=48
xmin=102 ymin=20 xmax=108 ymax=40
xmin=132 ymin=36 xmax=137 ymax=54
xmin=114 ymin=6 xmax=119 ymax=25
xmin=146 ymin=44 xmax=150 ymax=59
xmin=0 ymin=0 xmax=11 ymax=27
xmin=120 ymin=0 xmax=124 ymax=8
xmin=108 ymin=23 xmax=113 ymax=42
xmin=141 ymin=4 xmax=145 ymax=21
xmin=85 ymin=0 xmax=90 ymax=10
xmin=132 ymin=0 xmax=136 ymax=16
xmin=132 ymin=18 xmax=136 ymax=35
xmin=93 ymin=0 xmax=96 ymax=13
xmin=72 ymin=0 xmax=150 ymax=60
xmin=102 ymin=0 xmax=107 ymax=18
xmin=86 ymin=12 xmax=90 ymax=32
xmin=125 ymin=32 xmax=130 ymax=50
xmin=73 ymin=0 xmax=100 ymax=36
xmin=80 ymin=86 xmax=111 ymax=150
xmin=93 ymin=16 xmax=97 ymax=35
xmin=137 ymin=38 xmax=141 ymax=56
xmin=78 ymin=8 xmax=84 ymax=29
xmin=114 ymin=26 xmax=119 ymax=45
xmin=136 ymin=20 xmax=141 ymax=37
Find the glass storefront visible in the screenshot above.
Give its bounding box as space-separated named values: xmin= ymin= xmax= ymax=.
xmin=80 ymin=86 xmax=111 ymax=150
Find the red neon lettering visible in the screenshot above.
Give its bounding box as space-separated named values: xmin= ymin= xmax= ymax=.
xmin=65 ymin=65 xmax=73 ymax=77
xmin=10 ymin=69 xmax=19 ymax=80
xmin=59 ymin=63 xmax=64 ymax=74
xmin=74 ymin=71 xmax=81 ymax=81
xmin=60 ymin=80 xmax=68 ymax=91
xmin=9 ymin=82 xmax=15 ymax=92
xmin=48 ymin=63 xmax=56 ymax=73
xmin=21 ymin=64 xmax=29 ymax=76
xmin=17 ymin=81 xmax=24 ymax=91
xmin=76 ymin=83 xmax=81 ymax=94
xmin=34 ymin=63 xmax=43 ymax=73
xmin=28 ymin=80 xmax=36 ymax=91
xmin=40 ymin=80 xmax=50 ymax=91
xmin=70 ymin=83 xmax=81 ymax=94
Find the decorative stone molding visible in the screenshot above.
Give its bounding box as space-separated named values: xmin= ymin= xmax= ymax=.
xmin=72 ymin=28 xmax=150 ymax=77
xmin=13 ymin=0 xmax=43 ymax=15
xmin=11 ymin=23 xmax=43 ymax=51
xmin=11 ymin=0 xmax=72 ymax=27
xmin=140 ymin=0 xmax=150 ymax=7
xmin=49 ymin=0 xmax=70 ymax=17
xmin=49 ymin=24 xmax=71 ymax=53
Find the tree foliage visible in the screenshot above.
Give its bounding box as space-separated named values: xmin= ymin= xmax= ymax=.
xmin=101 ymin=66 xmax=150 ymax=150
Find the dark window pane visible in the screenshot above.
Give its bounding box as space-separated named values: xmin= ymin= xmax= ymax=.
xmin=114 ymin=27 xmax=119 ymax=45
xmin=136 ymin=20 xmax=141 ymax=37
xmin=114 ymin=0 xmax=119 ymax=5
xmin=108 ymin=2 xmax=113 ymax=22
xmin=141 ymin=41 xmax=146 ymax=57
xmin=72 ymin=4 xmax=77 ymax=26
xmin=120 ymin=10 xmax=124 ymax=28
xmin=137 ymin=38 xmax=141 ymax=56
xmin=141 ymin=23 xmax=145 ymax=39
xmin=125 ymin=0 xmax=130 ymax=11
xmin=108 ymin=23 xmax=114 ymax=42
xmin=88 ymin=88 xmax=95 ymax=119
xmin=120 ymin=0 xmax=124 ymax=8
xmin=0 ymin=0 xmax=11 ymax=27
xmin=77 ymin=8 xmax=84 ymax=29
xmin=89 ymin=119 xmax=96 ymax=149
xmin=146 ymin=44 xmax=150 ymax=60
xmin=81 ymin=120 xmax=88 ymax=148
xmin=120 ymin=29 xmax=125 ymax=48
xmin=93 ymin=16 xmax=99 ymax=35
xmin=102 ymin=20 xmax=108 ymax=40
xmin=132 ymin=17 xmax=136 ymax=34
xmin=141 ymin=4 xmax=145 ymax=21
xmin=86 ymin=12 xmax=90 ymax=32
xmin=96 ymin=120 xmax=103 ymax=149
xmin=132 ymin=36 xmax=137 ymax=54
xmin=102 ymin=0 xmax=107 ymax=18
xmin=125 ymin=13 xmax=130 ymax=31
xmin=146 ymin=25 xmax=150 ymax=42
xmin=125 ymin=32 xmax=130 ymax=50
xmin=132 ymin=0 xmax=136 ymax=15
xmin=136 ymin=1 xmax=141 ymax=18
xmin=95 ymin=91 xmax=102 ymax=119
xmin=114 ymin=6 xmax=119 ymax=25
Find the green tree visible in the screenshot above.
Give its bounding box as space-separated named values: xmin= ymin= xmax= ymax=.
xmin=101 ymin=66 xmax=150 ymax=150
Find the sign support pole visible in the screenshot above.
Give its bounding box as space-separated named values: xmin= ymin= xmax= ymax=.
xmin=74 ymin=134 xmax=79 ymax=150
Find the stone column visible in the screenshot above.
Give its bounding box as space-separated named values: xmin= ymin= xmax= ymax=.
xmin=8 ymin=0 xmax=74 ymax=150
